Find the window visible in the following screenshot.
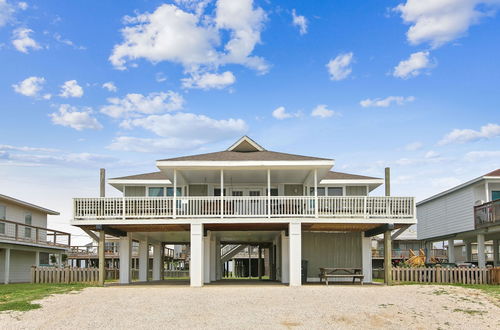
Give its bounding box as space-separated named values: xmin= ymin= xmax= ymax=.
xmin=249 ymin=191 xmax=261 ymax=197
xmin=148 ymin=187 xmax=164 ymax=197
xmin=309 ymin=187 xmax=326 ymax=196
xmin=232 ymin=191 xmax=243 ymax=196
xmin=327 ymin=187 xmax=343 ymax=196
xmin=25 ymin=213 xmax=32 ymax=238
xmin=0 ymin=205 xmax=5 ymax=234
xmin=214 ymin=188 xmax=226 ymax=196
xmin=266 ymin=188 xmax=279 ymax=196
xmin=492 ymin=191 xmax=500 ymax=201
xmin=166 ymin=187 xmax=182 ymax=197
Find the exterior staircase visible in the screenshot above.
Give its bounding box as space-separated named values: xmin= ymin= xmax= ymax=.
xmin=221 ymin=244 xmax=246 ymax=263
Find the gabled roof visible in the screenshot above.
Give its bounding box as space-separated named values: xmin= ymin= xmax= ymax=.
xmin=0 ymin=194 xmax=59 ymax=215
xmin=111 ymin=171 xmax=167 ymax=180
xmin=227 ymin=136 xmax=265 ymax=152
xmin=158 ymin=150 xmax=331 ymax=162
xmin=417 ymin=168 xmax=500 ymax=206
xmin=323 ymin=171 xmax=381 ymax=180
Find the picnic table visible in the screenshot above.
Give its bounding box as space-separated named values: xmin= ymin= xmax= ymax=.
xmin=319 ymin=267 xmax=364 ymax=285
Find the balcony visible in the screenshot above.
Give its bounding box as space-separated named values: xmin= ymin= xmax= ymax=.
xmin=0 ymin=218 xmax=71 ymax=248
xmin=474 ymin=199 xmax=500 ymax=229
xmin=73 ymin=196 xmax=415 ymax=221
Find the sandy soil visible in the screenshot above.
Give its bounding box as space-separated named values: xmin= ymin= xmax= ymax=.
xmin=1 ymin=283 xmax=499 ymax=329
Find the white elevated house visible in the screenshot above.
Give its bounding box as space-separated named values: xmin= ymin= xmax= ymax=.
xmin=0 ymin=194 xmax=71 ymax=283
xmin=71 ymin=137 xmax=416 ymax=286
xmin=417 ymin=169 xmax=500 ymax=267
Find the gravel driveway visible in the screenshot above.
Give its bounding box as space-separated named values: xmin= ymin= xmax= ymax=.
xmin=1 ymin=283 xmax=498 ymax=329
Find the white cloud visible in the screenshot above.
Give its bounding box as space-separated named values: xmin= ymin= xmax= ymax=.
xmin=12 ymin=76 xmax=45 ymax=97
xmin=464 ymin=150 xmax=500 ymax=161
xmin=108 ymin=136 xmax=206 ymax=153
xmin=292 ymin=9 xmax=308 ymax=35
xmin=18 ymin=2 xmax=27 ymax=10
xmin=53 ymin=33 xmax=86 ymax=50
xmin=182 ymin=71 xmax=235 ymax=90
xmin=11 ymin=27 xmax=41 ymax=53
xmin=50 ymin=104 xmax=103 ymax=131
xmin=0 ymin=0 xmax=15 ymax=27
xmin=0 ymin=144 xmax=59 ymax=153
xmin=439 ymin=123 xmax=500 ymax=145
xmin=100 ymin=91 xmax=184 ymax=118
xmin=102 ymin=82 xmax=118 ymax=92
xmin=326 ymin=52 xmax=353 ymax=81
xmin=404 ymin=141 xmax=423 ymax=151
xmin=393 ymin=51 xmax=432 ymax=79
xmin=360 ymin=96 xmax=415 ymax=108
xmin=109 ymin=1 xmax=268 ymax=74
xmin=424 ymin=150 xmax=440 ymax=159
xmin=311 ymin=104 xmax=337 ymax=118
xmin=156 ymin=72 xmax=167 ymax=82
xmin=272 ymin=106 xmax=300 ymax=120
xmin=395 ymin=0 xmax=500 ymax=48
xmin=120 ymin=112 xmax=247 ymax=139
xmin=59 ymin=80 xmax=84 ymax=98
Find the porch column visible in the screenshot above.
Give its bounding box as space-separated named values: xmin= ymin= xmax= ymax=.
xmin=465 ymin=240 xmax=472 ymax=262
xmin=152 ymin=243 xmax=162 ymax=281
xmin=3 ymin=248 xmax=10 ymax=284
xmin=383 ymin=230 xmax=392 ymax=285
xmin=281 ymin=231 xmax=289 ymax=284
xmin=289 ymin=222 xmax=302 ymax=286
xmin=220 ymin=169 xmax=224 ymax=218
xmin=190 ymin=223 xmax=204 ymax=287
xmin=139 ymin=238 xmax=149 ymax=282
xmin=247 ymin=245 xmax=251 ymax=278
xmin=119 ymin=234 xmax=132 ymax=284
xmin=447 ymin=239 xmax=455 ymax=264
xmin=173 ymin=169 xmax=177 ymax=218
xmin=210 ymin=235 xmax=216 ymax=281
xmin=35 ymin=251 xmax=40 ymax=267
xmin=477 ymin=234 xmax=486 ymax=268
xmin=267 ymin=169 xmax=271 ymax=218
xmin=98 ymin=230 xmax=105 ymax=285
xmin=361 ymin=233 xmax=373 ymax=283
xmin=493 ymin=239 xmax=499 ymax=267
xmin=215 ymin=238 xmax=222 ymax=280
xmin=314 ymin=169 xmax=318 ymax=218
xmin=204 ymin=230 xmax=211 ymax=284
xmin=425 ymin=241 xmax=433 ymax=263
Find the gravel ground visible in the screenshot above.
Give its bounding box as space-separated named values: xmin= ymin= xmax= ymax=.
xmin=1 ymin=283 xmax=499 ymax=329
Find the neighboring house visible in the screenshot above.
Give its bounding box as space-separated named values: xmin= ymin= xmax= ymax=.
xmin=0 ymin=194 xmax=70 ymax=283
xmin=453 ymin=241 xmax=495 ymax=264
xmin=71 ymin=136 xmax=416 ymax=286
xmin=417 ymin=169 xmax=500 ymax=267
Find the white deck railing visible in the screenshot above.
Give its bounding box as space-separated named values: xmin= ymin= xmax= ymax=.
xmin=73 ymin=196 xmax=415 ymax=220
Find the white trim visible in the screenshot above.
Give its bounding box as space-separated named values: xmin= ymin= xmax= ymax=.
xmin=108 ymin=179 xmax=172 ymax=185
xmin=320 ymin=179 xmax=384 ymax=185
xmin=227 ymin=136 xmax=265 ymax=152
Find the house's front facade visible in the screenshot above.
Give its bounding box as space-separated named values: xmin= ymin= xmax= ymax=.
xmin=0 ymin=194 xmax=71 ymax=283
xmin=71 ymin=137 xmax=416 ymax=286
xmin=417 ymin=169 xmax=500 ymax=267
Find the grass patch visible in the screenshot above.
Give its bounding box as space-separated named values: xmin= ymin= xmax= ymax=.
xmin=393 ymin=282 xmax=500 ymax=303
xmin=0 ymin=283 xmax=91 ymax=312
xmin=453 ymin=308 xmax=487 ymax=316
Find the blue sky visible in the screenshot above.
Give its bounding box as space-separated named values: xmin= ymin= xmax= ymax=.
xmin=0 ymin=0 xmax=499 ymax=241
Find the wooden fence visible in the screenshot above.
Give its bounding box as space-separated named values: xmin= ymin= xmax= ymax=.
xmin=31 ymin=267 xmax=119 ymax=284
xmin=392 ymin=267 xmax=498 ymax=285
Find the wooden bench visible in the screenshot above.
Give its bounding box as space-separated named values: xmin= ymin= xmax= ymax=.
xmin=319 ymin=268 xmax=364 ymax=285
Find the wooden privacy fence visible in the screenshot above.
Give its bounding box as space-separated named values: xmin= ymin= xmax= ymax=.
xmin=31 ymin=267 xmax=119 ymax=284
xmin=392 ymin=267 xmax=498 ymax=285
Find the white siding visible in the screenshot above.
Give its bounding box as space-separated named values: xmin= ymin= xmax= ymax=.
xmin=0 ymin=249 xmax=36 ymax=283
xmin=417 ymin=186 xmax=475 ymax=240
xmin=1 ymin=201 xmax=47 ymax=228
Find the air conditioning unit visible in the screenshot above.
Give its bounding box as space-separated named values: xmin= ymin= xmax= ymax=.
xmin=474 ymin=200 xmax=484 ymax=206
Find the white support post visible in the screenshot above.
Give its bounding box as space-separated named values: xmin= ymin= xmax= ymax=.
xmin=220 ymin=169 xmax=224 ymax=218
xmin=477 ymin=234 xmax=486 ymax=268
xmin=493 ymin=239 xmax=499 ymax=267
xmin=314 ymin=169 xmax=318 ymax=218
xmin=281 ymin=231 xmax=289 ymax=284
xmin=289 ymin=222 xmax=302 ymax=286
xmin=173 ymin=169 xmax=177 ymax=218
xmin=4 ymin=248 xmax=10 ymax=284
xmin=152 ymin=243 xmax=162 ymax=281
xmin=139 ymin=239 xmax=149 ymax=282
xmin=35 ymin=251 xmax=40 ymax=267
xmin=204 ymin=231 xmax=211 ymax=284
xmin=267 ymin=169 xmax=271 ymax=218
xmin=258 ymin=245 xmax=262 ymax=280
xmin=119 ymin=234 xmax=132 ymax=284
xmin=447 ymin=239 xmax=455 ymax=264
xmin=98 ymin=230 xmax=105 ymax=285
xmin=485 ymin=182 xmax=490 ymax=202
xmin=59 ymin=252 xmax=63 ymax=267
xmin=190 ymin=223 xmax=204 ymax=287
xmin=465 ymin=241 xmax=472 ymax=262
xmin=361 ymin=232 xmax=373 ymax=283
